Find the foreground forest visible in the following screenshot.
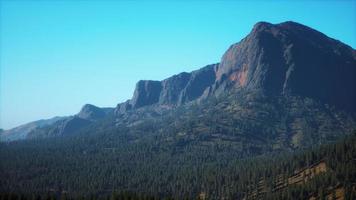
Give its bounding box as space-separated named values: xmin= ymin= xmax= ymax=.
xmin=1 ymin=91 xmax=356 ymax=199
xmin=1 ymin=119 xmax=355 ymax=199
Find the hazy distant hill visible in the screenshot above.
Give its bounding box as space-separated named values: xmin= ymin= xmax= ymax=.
xmin=26 ymin=104 xmax=114 ymax=138
xmin=0 ymin=116 xmax=65 ymax=142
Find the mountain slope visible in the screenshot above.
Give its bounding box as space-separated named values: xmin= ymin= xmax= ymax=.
xmin=215 ymin=21 xmax=356 ymax=111
xmin=115 ymin=21 xmax=356 ymax=116
xmin=109 ymin=21 xmax=356 ymax=150
xmin=1 ymin=117 xmax=355 ymax=199
xmin=26 ymin=105 xmax=114 ymax=139
xmin=11 ymin=21 xmax=356 ymax=141
xmin=0 ymin=117 xmax=65 ymax=142
xmin=115 ymin=64 xmax=218 ymax=113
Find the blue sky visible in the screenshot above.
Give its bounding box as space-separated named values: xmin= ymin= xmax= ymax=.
xmin=0 ymin=0 xmax=355 ymax=129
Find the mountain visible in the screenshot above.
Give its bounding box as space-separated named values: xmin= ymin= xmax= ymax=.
xmin=26 ymin=104 xmax=114 ymax=138
xmin=1 ymin=21 xmax=355 ymax=199
xmin=1 ymin=118 xmax=355 ymax=199
xmin=0 ymin=116 xmax=65 ymax=142
xmin=109 ymin=21 xmax=356 ymax=148
xmin=1 ymin=104 xmax=114 ymax=141
xmin=8 ymin=21 xmax=356 ymax=141
xmin=215 ymin=21 xmax=356 ymax=111
xmin=115 ymin=64 xmax=218 ymax=113
xmin=77 ymin=104 xmax=113 ymax=121
xmin=116 ymin=21 xmax=356 ymax=114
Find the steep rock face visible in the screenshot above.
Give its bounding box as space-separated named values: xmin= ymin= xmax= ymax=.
xmin=159 ymin=72 xmax=191 ymax=105
xmin=131 ymin=80 xmax=162 ymax=108
xmin=115 ymin=64 xmax=218 ymax=114
xmin=215 ymin=21 xmax=356 ymax=111
xmin=116 ymin=21 xmax=355 ymax=115
xmin=179 ymin=64 xmax=218 ymax=103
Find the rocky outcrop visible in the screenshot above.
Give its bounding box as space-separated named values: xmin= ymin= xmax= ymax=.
xmin=115 ymin=64 xmax=218 ymax=114
xmin=77 ymin=104 xmax=112 ymax=121
xmin=131 ymin=80 xmax=162 ymax=109
xmin=116 ymin=21 xmax=356 ymax=114
xmin=159 ymin=72 xmax=191 ymax=105
xmin=215 ymin=21 xmax=356 ymax=111
xmin=179 ymin=64 xmax=218 ymax=103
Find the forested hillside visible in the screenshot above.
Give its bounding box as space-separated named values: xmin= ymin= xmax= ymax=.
xmin=1 ymin=127 xmax=355 ymax=199
xmin=1 ymin=91 xmax=355 ymax=199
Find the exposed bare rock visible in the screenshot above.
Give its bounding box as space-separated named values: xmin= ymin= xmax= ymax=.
xmin=215 ymin=21 xmax=356 ymax=111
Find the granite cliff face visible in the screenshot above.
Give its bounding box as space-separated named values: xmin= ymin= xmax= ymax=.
xmin=131 ymin=80 xmax=163 ymax=109
xmin=215 ymin=21 xmax=356 ymax=111
xmin=115 ymin=64 xmax=218 ymax=114
xmin=116 ymin=21 xmax=356 ymax=114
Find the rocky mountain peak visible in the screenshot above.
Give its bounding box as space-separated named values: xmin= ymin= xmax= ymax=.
xmin=77 ymin=104 xmax=107 ymax=120
xmin=216 ymin=21 xmax=356 ymax=111
xmin=6 ymin=21 xmax=356 ymax=142
xmin=115 ymin=64 xmax=218 ymax=114
xmin=115 ymin=21 xmax=356 ymax=115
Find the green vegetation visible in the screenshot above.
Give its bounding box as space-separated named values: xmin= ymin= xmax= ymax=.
xmin=1 ymin=132 xmax=355 ymax=199
xmin=1 ymin=91 xmax=355 ymax=199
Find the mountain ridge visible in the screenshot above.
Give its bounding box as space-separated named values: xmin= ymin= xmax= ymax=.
xmin=0 ymin=105 xmax=114 ymax=141
xmin=0 ymin=116 xmax=66 ymax=141
xmin=114 ymin=21 xmax=356 ymax=115
xmin=2 ymin=21 xmax=356 ymax=141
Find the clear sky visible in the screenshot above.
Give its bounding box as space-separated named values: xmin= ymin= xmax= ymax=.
xmin=0 ymin=0 xmax=355 ymax=130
